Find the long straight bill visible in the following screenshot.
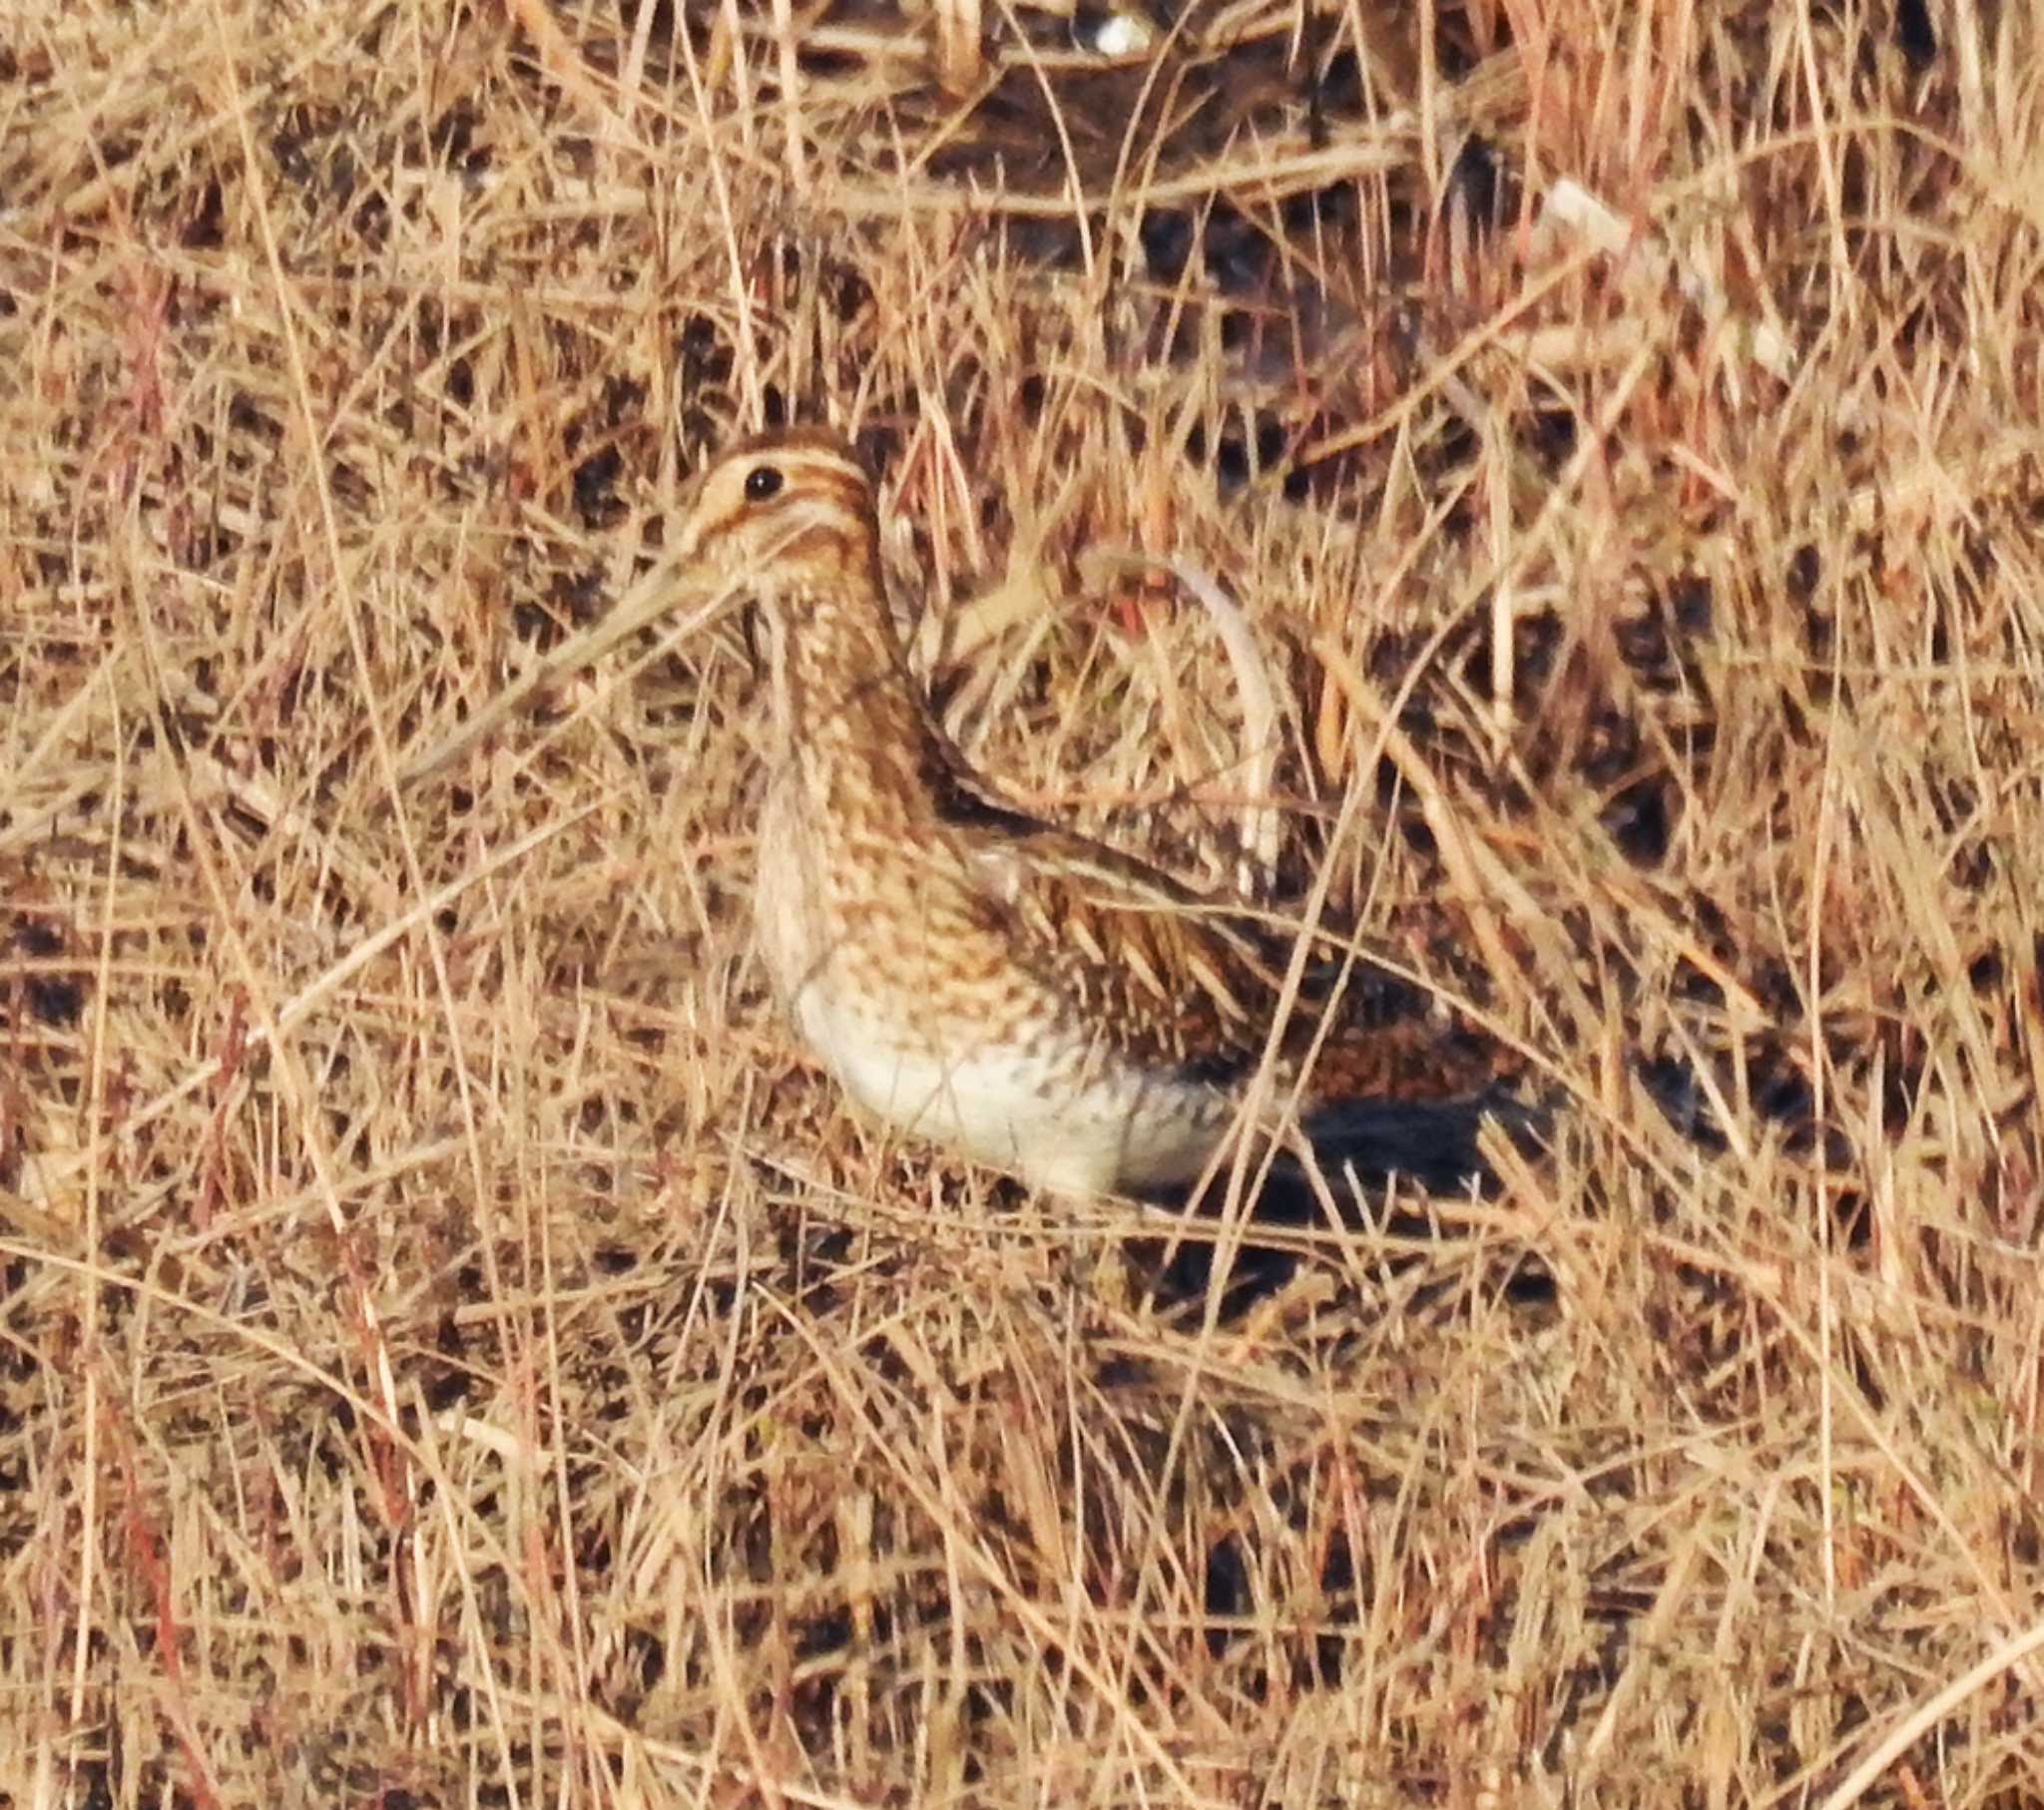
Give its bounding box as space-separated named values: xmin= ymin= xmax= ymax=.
xmin=400 ymin=562 xmax=747 ymax=787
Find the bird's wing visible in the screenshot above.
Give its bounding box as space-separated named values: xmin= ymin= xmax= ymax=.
xmin=949 ymin=812 xmax=1295 ymax=1079
xmin=914 ymin=725 xmax=1442 ymax=1087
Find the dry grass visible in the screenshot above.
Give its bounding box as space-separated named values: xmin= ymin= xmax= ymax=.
xmin=4 ymin=0 xmax=2044 ymax=1803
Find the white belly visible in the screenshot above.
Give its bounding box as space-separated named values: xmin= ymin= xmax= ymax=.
xmin=789 ymin=978 xmax=1220 ymax=1196
xmin=753 ymin=782 xmax=1225 ymax=1196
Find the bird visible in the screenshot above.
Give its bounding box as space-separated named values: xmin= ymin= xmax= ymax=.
xmin=412 ymin=426 xmax=1535 ymax=1231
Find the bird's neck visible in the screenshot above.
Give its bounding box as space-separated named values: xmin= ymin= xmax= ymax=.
xmin=767 ymin=587 xmax=950 ymax=835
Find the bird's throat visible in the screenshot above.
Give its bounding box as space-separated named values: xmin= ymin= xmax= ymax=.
xmin=771 ymin=609 xmax=950 ymax=838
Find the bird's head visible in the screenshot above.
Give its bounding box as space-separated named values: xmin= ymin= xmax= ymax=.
xmin=673 ymin=429 xmax=884 ymax=603
xmin=396 ymin=425 xmax=893 ymax=786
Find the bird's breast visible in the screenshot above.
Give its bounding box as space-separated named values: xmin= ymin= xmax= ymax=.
xmin=752 ymin=770 xmax=826 ymax=1010
xmin=751 ymin=772 xmax=1232 ymax=1193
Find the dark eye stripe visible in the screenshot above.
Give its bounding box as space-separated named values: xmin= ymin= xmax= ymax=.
xmin=764 ymin=457 xmax=870 ymax=515
xmin=731 ymin=453 xmax=866 ymax=505
xmin=691 ymin=452 xmax=875 ymax=559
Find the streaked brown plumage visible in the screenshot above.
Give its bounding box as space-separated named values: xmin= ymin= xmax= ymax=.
xmin=672 ymin=428 xmax=1525 ymax=1207
xmin=411 ymin=426 xmax=1530 ymax=1213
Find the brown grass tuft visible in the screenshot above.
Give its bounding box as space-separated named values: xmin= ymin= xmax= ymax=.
xmin=4 ymin=0 xmax=2042 ymax=1802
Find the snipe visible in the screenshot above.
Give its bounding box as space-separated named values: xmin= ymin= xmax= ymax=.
xmin=412 ymin=427 xmax=1535 ymax=1218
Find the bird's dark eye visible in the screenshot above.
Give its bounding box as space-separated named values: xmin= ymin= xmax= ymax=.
xmin=745 ymin=464 xmax=784 ymax=502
